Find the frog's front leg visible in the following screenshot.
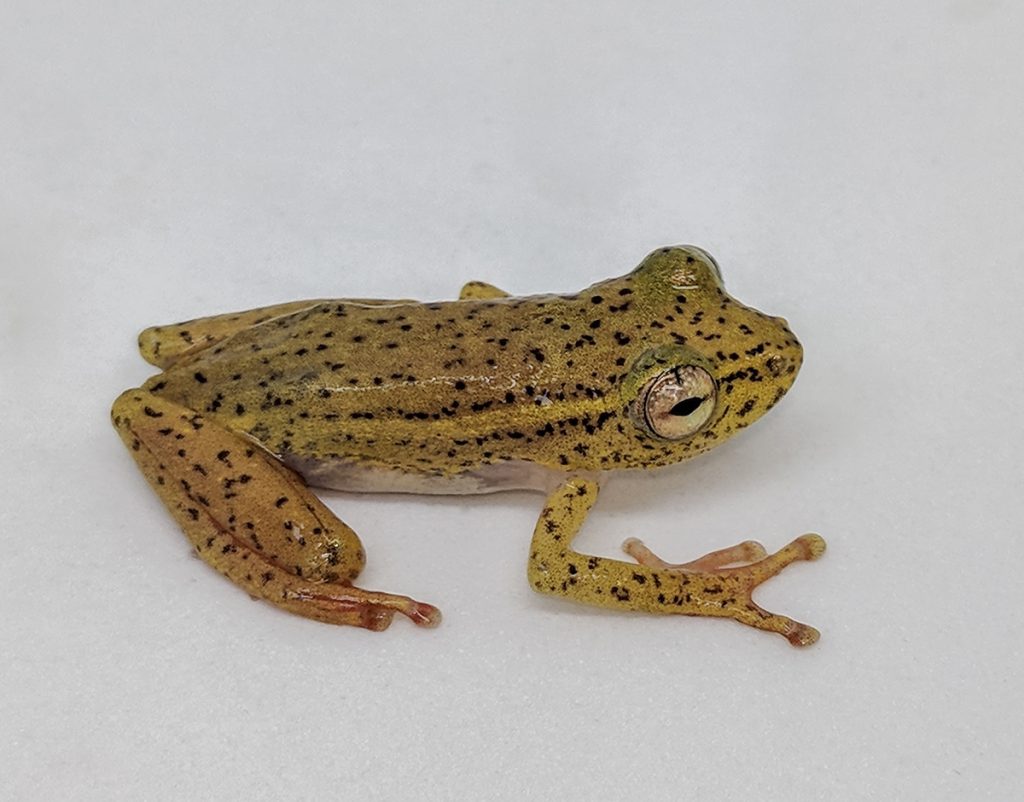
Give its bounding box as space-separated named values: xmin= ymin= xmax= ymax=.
xmin=459 ymin=281 xmax=510 ymax=300
xmin=111 ymin=390 xmax=440 ymax=630
xmin=527 ymin=478 xmax=825 ymax=646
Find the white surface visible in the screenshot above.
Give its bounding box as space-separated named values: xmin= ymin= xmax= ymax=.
xmin=2 ymin=2 xmax=1022 ymax=799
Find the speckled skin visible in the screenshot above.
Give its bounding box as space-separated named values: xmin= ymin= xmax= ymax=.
xmin=112 ymin=246 xmax=825 ymax=644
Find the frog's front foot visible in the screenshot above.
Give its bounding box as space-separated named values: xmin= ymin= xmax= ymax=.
xmin=624 ymin=533 xmax=826 ymax=647
xmin=528 ymin=477 xmax=826 ymax=647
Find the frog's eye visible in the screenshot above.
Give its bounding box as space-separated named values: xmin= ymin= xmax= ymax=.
xmin=639 ymin=366 xmax=717 ymax=440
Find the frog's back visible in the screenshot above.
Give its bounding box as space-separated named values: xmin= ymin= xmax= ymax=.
xmin=142 ymin=247 xmax=803 ymax=494
xmin=144 ymin=283 xmax=642 ymax=490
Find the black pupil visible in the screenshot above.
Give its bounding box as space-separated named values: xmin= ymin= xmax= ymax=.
xmin=669 ymin=396 xmax=704 ymax=416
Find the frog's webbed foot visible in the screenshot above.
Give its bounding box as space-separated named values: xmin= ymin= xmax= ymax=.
xmin=111 ymin=389 xmax=441 ymax=631
xmin=528 ymin=478 xmax=825 ymax=647
xmin=459 ymin=281 xmax=510 ymax=300
xmin=622 ymin=534 xmax=825 ymax=647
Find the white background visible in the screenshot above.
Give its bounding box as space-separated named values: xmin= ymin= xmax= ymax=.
xmin=3 ymin=2 xmax=1022 ymax=799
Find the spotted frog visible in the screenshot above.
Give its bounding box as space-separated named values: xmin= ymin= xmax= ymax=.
xmin=112 ymin=246 xmax=825 ymax=646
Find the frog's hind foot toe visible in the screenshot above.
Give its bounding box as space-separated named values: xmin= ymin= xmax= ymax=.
xmin=282 ymin=585 xmax=442 ymax=631
xmin=458 ymin=280 xmax=510 ymax=300
xmin=794 ymin=533 xmax=827 ymax=561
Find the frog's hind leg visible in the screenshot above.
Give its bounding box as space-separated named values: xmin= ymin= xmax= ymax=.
xmin=459 ymin=281 xmax=510 ymax=300
xmin=138 ymin=297 xmax=423 ymax=369
xmin=138 ymin=300 xmax=329 ymax=369
xmin=111 ymin=389 xmax=440 ymax=630
xmin=528 ymin=478 xmax=824 ymax=647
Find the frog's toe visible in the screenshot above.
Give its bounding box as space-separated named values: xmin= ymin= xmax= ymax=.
xmin=709 ymin=535 xmax=827 ymax=647
xmin=407 ymin=601 xmax=443 ymax=628
xmin=796 ymin=533 xmax=827 ymax=561
xmin=622 ymin=537 xmax=768 ymax=571
xmin=730 ymin=600 xmax=821 ymax=648
xmin=281 ymin=585 xmax=441 ymax=631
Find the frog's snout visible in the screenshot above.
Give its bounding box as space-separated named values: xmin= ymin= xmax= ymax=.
xmin=759 ymin=314 xmax=803 ymax=388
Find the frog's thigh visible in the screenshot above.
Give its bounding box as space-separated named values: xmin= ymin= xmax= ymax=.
xmin=138 ymin=300 xmax=328 ymax=369
xmin=527 ymin=477 xmax=824 ymax=647
xmin=111 ymin=389 xmax=440 ymax=630
xmin=459 ymin=281 xmax=510 ymax=300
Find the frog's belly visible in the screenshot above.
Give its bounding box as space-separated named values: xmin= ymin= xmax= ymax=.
xmin=281 ymin=455 xmax=565 ymax=495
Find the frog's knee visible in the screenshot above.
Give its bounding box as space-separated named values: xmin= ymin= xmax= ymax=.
xmin=459 ymin=281 xmax=510 ymax=300
xmin=137 ymin=323 xmax=214 ymax=369
xmin=111 ymin=388 xmax=145 ymax=429
xmin=138 ymin=326 xmax=169 ymax=367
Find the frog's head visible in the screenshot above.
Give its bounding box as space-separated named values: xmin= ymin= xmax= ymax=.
xmin=620 ymin=246 xmax=803 ymax=460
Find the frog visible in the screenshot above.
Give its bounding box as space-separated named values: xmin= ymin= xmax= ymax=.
xmin=111 ymin=245 xmax=825 ymax=646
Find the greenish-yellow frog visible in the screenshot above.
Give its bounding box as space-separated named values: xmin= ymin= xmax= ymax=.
xmin=112 ymin=246 xmax=825 ymax=646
